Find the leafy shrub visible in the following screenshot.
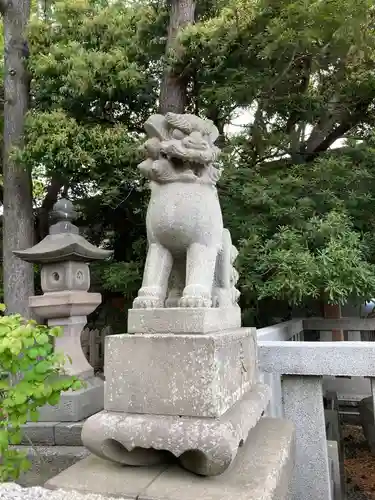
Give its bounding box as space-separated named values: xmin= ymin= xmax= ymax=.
xmin=0 ymin=305 xmax=82 ymax=481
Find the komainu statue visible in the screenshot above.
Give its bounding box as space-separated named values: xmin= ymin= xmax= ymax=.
xmin=133 ymin=112 xmax=240 ymax=309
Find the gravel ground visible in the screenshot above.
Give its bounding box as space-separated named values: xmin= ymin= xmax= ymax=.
xmin=344 ymin=424 xmax=374 ymax=499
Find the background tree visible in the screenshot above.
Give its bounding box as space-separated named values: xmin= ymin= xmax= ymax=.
xmin=2 ymin=0 xmax=375 ymax=327
xmin=1 ymin=0 xmax=34 ymax=317
xmin=159 ymin=0 xmax=195 ymax=113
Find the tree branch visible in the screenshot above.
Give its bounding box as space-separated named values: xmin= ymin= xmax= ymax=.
xmin=303 ymin=95 xmax=375 ymax=160
xmin=36 ymin=176 xmax=65 ymax=240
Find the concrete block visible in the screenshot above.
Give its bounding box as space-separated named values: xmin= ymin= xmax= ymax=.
xmin=55 ymin=422 xmax=84 ymax=446
xmin=20 ymin=422 xmax=58 ymax=446
xmin=38 ymin=377 xmax=103 ymax=422
xmin=47 ymin=418 xmax=295 ymax=500
xmin=259 ymin=340 xmax=375 ymax=377
xmin=105 ymin=329 xmax=256 ymax=418
xmin=83 ymin=383 xmax=270 ymax=476
xmin=17 ymin=446 xmax=90 ymax=487
xmin=128 ymin=307 xmax=241 ymax=335
xmin=45 ymin=456 xmax=168 ymax=499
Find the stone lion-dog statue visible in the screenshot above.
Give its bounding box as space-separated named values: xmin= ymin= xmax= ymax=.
xmin=133 ymin=112 xmax=240 ymax=309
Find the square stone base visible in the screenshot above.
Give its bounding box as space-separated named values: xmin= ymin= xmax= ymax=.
xmin=105 ymin=328 xmax=257 ymax=417
xmin=128 ymin=306 xmax=241 ymax=334
xmin=38 ymin=377 xmax=104 ymax=422
xmin=46 ymin=418 xmax=295 ymax=500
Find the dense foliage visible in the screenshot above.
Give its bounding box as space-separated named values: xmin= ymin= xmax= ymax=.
xmin=0 ymin=304 xmax=81 ymax=480
xmin=2 ymin=0 xmax=375 ymax=325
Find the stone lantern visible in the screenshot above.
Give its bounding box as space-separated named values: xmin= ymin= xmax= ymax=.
xmin=14 ymin=198 xmax=112 ymax=421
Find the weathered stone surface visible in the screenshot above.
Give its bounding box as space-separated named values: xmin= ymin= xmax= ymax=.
xmin=38 ymin=377 xmax=103 ymax=422
xmin=105 ymin=329 xmax=256 ymax=418
xmin=41 ymin=262 xmax=90 ymax=293
xmin=46 ymin=418 xmax=295 ymax=500
xmin=45 ymin=455 xmax=168 ymax=498
xmin=128 ymin=307 xmax=240 ymax=334
xmin=132 ymin=113 xmax=240 ymax=310
xmin=55 ymin=422 xmax=84 ymax=446
xmin=20 ymin=422 xmax=58 ymax=446
xmin=83 ymin=383 xmax=270 ymax=476
xmin=139 ymin=418 xmax=295 ymax=500
xmin=282 ymin=376 xmax=332 ymax=500
xmin=0 ymin=483 xmax=128 ymax=500
xmin=17 ymin=446 xmax=90 ymax=487
xmin=259 ymin=340 xmax=375 ymax=376
xmin=359 ymin=396 xmax=375 ymax=454
xmin=29 ymin=292 xmax=101 ymax=322
xmin=18 ymin=421 xmax=84 ymax=446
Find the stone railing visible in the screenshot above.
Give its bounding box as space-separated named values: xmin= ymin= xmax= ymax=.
xmin=257 ymin=319 xmax=304 ymax=418
xmin=257 ymin=318 xmax=375 ymax=500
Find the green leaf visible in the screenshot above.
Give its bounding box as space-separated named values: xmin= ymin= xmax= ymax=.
xmin=48 ymin=392 xmax=61 ymax=406
xmin=29 ymin=409 xmax=39 ymax=422
xmin=35 ymin=360 xmax=51 ymax=374
xmin=13 ymin=392 xmax=27 ymax=405
xmin=35 ymin=333 xmax=49 ymax=345
xmin=9 ymin=429 xmax=22 ymax=445
xmin=0 ymin=430 xmax=8 ymax=447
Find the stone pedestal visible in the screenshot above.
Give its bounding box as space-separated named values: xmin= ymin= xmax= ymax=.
xmin=28 ymin=286 xmax=104 ymax=423
xmin=47 ymin=418 xmax=295 ymax=500
xmin=128 ymin=306 xmax=241 ymax=334
xmin=82 ymin=309 xmax=271 ymax=476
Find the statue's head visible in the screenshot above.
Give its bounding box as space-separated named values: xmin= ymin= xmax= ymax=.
xmin=138 ymin=113 xmax=222 ymax=185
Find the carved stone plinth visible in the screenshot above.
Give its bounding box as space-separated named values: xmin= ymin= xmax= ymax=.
xmin=128 ymin=307 xmax=241 ymax=335
xmin=82 ymin=383 xmax=270 ymax=476
xmin=82 ymin=320 xmax=270 ymax=475
xmin=47 ymin=418 xmax=295 ymax=500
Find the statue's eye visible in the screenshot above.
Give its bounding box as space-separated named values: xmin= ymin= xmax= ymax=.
xmin=160 ymin=152 xmax=168 ymax=159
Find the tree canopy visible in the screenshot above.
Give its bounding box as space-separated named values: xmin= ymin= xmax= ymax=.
xmin=1 ymin=0 xmax=375 ymax=325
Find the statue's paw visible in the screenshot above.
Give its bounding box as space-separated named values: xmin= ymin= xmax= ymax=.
xmin=179 ymin=296 xmax=212 ymax=308
xmin=133 ymin=297 xmax=164 ymax=309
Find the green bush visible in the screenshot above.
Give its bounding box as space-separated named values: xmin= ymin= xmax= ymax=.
xmin=0 ymin=304 xmax=82 ymax=481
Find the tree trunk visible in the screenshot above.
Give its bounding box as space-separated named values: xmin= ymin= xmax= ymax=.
xmin=159 ymin=0 xmax=195 ymax=114
xmin=2 ymin=0 xmax=34 ymax=317
xmin=322 ymin=302 xmax=344 ymax=341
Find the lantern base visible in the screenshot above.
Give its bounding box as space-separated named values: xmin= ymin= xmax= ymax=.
xmin=37 ymin=376 xmax=104 ymax=422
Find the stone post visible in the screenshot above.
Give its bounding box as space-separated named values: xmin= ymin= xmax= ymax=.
xmin=14 ymin=198 xmax=112 ymax=422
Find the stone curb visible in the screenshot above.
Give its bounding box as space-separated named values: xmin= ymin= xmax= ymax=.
xmin=20 ymin=421 xmax=84 ymax=446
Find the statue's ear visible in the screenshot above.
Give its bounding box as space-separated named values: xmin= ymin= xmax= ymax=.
xmin=144 ymin=138 xmax=161 ymax=160
xmin=144 ymin=114 xmax=169 ymax=141
xmin=208 ymin=123 xmax=219 ymax=143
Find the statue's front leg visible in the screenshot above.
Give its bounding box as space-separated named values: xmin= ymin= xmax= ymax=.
xmin=179 ymin=243 xmax=217 ymax=308
xmin=133 ymin=243 xmax=172 ymax=309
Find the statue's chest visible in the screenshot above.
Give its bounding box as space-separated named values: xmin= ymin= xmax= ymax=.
xmin=146 ymin=183 xmax=223 ymax=249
